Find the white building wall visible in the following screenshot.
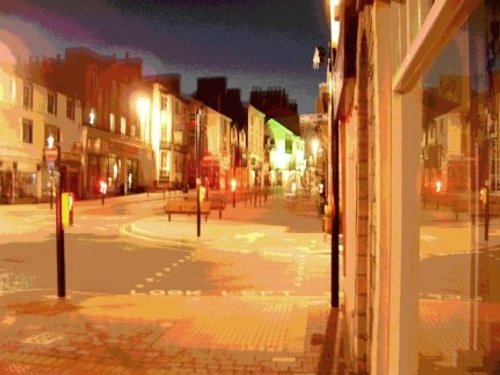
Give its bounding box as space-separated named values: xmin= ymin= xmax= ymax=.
xmin=0 ymin=65 xmax=82 ymax=202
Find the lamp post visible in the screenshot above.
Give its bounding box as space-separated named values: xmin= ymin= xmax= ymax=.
xmin=135 ymin=95 xmax=152 ymax=188
xmin=312 ymin=0 xmax=340 ymax=308
xmin=231 ymin=178 xmax=237 ymax=208
xmin=100 ymin=180 xmax=107 ymax=205
xmin=195 ymin=108 xmax=203 ymax=237
xmin=46 ymin=135 xmax=65 ymax=298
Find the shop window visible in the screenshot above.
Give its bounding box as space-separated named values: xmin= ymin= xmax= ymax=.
xmin=418 ymin=4 xmax=500 ymax=373
xmin=22 ymin=119 xmax=33 ymax=144
xmin=17 ymin=172 xmax=36 ymax=197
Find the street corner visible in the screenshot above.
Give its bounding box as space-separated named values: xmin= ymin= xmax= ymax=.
xmin=75 ymin=293 xmax=193 ymax=322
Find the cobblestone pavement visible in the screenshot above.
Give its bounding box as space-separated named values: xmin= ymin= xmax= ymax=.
xmin=0 ymin=290 xmax=338 ymax=374
xmin=0 ymin=192 xmax=344 ymax=374
xmin=4 ymin=192 xmax=500 ymax=373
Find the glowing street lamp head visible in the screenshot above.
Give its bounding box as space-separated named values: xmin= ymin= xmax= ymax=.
xmin=47 ymin=135 xmax=55 ymax=148
xmin=230 ymin=178 xmax=237 ymax=192
xmin=311 ymin=138 xmax=320 ymax=157
xmin=435 ymin=180 xmax=442 ymax=193
xmin=99 ymin=180 xmax=108 ymax=195
xmin=135 ymin=96 xmax=150 ymax=118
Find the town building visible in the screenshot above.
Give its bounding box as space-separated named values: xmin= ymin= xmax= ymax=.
xmin=265 ymin=117 xmax=305 ymax=191
xmin=202 ymin=106 xmax=232 ymax=191
xmin=249 ymin=86 xmax=300 ymax=135
xmin=20 ymin=48 xmax=154 ymax=197
xmin=247 ymin=104 xmax=266 ymax=188
xmin=145 ymin=75 xmax=190 ymax=187
xmin=0 ymin=62 xmax=83 ymax=203
xmin=299 ymin=113 xmax=328 ymax=192
xmin=331 ymin=0 xmax=500 ymax=374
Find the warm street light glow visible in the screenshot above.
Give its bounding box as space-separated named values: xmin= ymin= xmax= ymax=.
xmin=135 ymin=95 xmax=151 ymax=144
xmin=99 ymin=180 xmax=108 ymax=195
xmin=47 ymin=135 xmax=55 ymax=148
xmin=329 ymin=0 xmax=341 ymax=48
xmin=311 ymin=138 xmax=320 ymax=161
xmin=435 ymin=180 xmax=442 ymax=193
xmin=89 ymin=108 xmax=95 ymax=125
xmin=135 ymin=96 xmax=150 ymax=120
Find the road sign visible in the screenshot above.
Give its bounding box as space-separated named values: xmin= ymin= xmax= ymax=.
xmin=45 ymin=146 xmax=59 ymax=162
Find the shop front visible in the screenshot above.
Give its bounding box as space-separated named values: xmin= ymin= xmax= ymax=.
xmin=0 ymin=152 xmax=40 ymax=204
xmin=85 ymin=130 xmax=142 ymax=197
xmin=415 ymin=3 xmax=500 ymax=373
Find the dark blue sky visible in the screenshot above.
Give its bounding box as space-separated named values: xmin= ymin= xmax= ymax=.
xmin=0 ymin=0 xmax=330 ymax=113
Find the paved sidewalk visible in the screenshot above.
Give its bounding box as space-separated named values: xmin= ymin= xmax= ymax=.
xmin=0 ymin=290 xmax=339 ymax=374
xmin=0 ymin=192 xmax=344 ymax=374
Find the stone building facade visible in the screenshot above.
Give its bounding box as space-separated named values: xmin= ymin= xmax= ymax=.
xmin=333 ymin=0 xmax=500 ymax=374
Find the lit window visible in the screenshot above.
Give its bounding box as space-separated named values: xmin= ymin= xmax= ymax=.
xmin=110 ymin=113 xmax=115 ymax=132
xmin=89 ymin=108 xmax=96 ymax=125
xmin=120 ymin=116 xmax=126 ymax=135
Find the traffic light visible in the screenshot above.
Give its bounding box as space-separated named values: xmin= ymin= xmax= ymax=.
xmin=434 ymin=180 xmax=442 ymax=193
xmin=480 ymin=187 xmax=487 ymax=204
xmin=61 ymin=192 xmax=74 ymax=227
xmin=99 ymin=180 xmax=108 ymax=195
xmin=199 ymin=186 xmax=206 ymax=202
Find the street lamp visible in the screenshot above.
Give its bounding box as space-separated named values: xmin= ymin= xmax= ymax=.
xmin=136 ymin=97 xmax=150 ymax=127
xmin=134 ymin=94 xmax=152 ymax=188
xmin=195 ymin=108 xmax=204 ymax=237
xmin=311 ymin=0 xmax=341 ymax=309
xmin=99 ymin=180 xmax=108 ymax=205
xmin=231 ymin=178 xmax=237 ymax=208
xmin=45 ymin=134 xmax=65 ymax=298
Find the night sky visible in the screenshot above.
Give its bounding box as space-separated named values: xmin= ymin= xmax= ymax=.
xmin=0 ymin=0 xmax=330 ymax=114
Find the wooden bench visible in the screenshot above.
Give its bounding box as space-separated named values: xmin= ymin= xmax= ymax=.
xmin=209 ymin=196 xmax=226 ymax=219
xmin=164 ymin=199 xmax=210 ymax=221
xmin=146 ymin=186 xmax=166 ymax=199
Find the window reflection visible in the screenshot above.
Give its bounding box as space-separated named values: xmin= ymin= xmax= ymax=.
xmin=419 ymin=3 xmax=500 ymax=373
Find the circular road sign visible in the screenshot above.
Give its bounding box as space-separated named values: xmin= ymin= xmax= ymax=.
xmin=45 ymin=146 xmax=59 ymax=162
